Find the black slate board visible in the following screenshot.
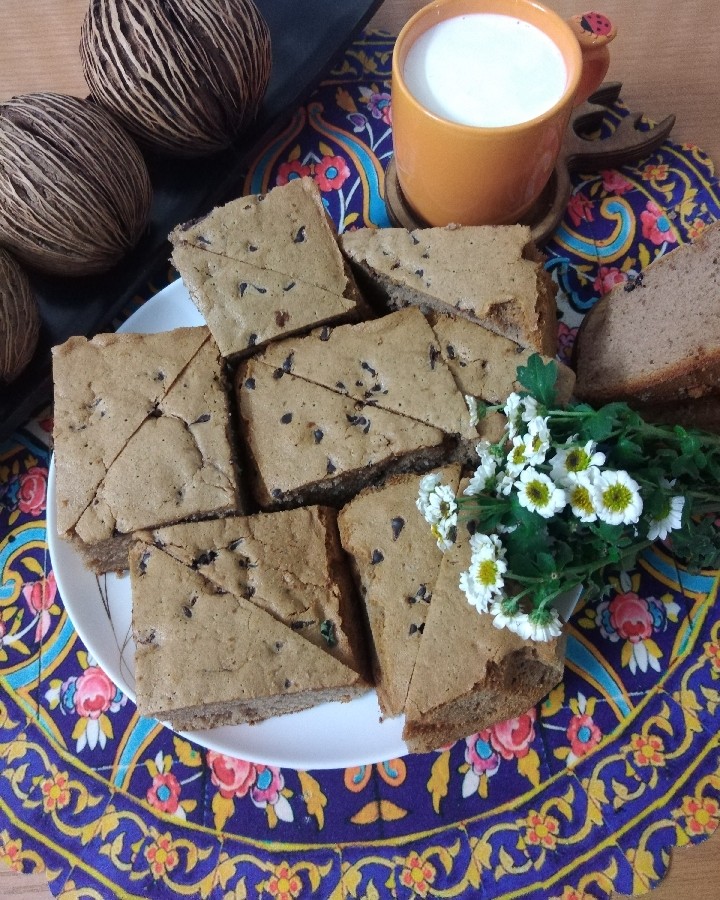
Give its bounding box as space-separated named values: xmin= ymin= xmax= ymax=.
xmin=0 ymin=0 xmax=384 ymax=443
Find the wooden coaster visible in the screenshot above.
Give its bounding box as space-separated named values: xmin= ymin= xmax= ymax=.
xmin=383 ymin=83 xmax=676 ymax=246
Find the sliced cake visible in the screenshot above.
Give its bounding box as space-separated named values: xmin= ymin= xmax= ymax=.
xmin=574 ymin=220 xmax=720 ymax=405
xmin=140 ymin=506 xmax=367 ymax=675
xmin=340 ymin=223 xmax=557 ymax=355
xmin=130 ymin=540 xmax=368 ymax=731
xmin=259 ymin=307 xmax=473 ymax=436
xmin=53 ymin=327 xmax=241 ymax=573
xmin=236 ymin=356 xmax=453 ymax=509
xmin=170 ymin=177 xmax=365 ymax=358
xmin=403 ymin=519 xmax=566 ymax=754
xmin=338 ymin=466 xmax=461 ymax=719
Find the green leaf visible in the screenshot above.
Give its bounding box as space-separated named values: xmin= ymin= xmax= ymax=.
xmin=516 ymin=354 xmax=558 ymax=407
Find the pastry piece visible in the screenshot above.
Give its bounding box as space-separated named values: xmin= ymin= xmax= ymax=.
xmin=170 ymin=177 xmax=365 ymax=358
xmin=130 ymin=540 xmax=368 ymax=731
xmin=142 ymin=506 xmax=367 ymax=675
xmin=428 ymin=312 xmax=576 ymax=441
xmin=341 ymin=223 xmax=557 ymax=355
xmin=259 ymin=307 xmax=473 ymax=436
xmin=338 ymin=466 xmax=460 ymax=719
xmin=53 ymin=327 xmax=241 ymax=573
xmin=236 ymin=357 xmax=455 ymax=509
xmin=574 ymin=221 xmax=720 ymax=405
xmin=403 ymin=520 xmax=566 ymax=754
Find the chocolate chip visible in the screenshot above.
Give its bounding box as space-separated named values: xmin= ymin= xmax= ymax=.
xmin=248 ymin=243 xmax=258 ymax=252
xmin=446 ymin=344 xmax=456 ymax=360
xmin=411 ymin=233 xmax=420 ymax=245
xmin=415 ymin=268 xmax=424 ymax=277
xmin=138 ymin=549 xmax=151 ymax=574
xmin=248 ymin=333 xmax=257 ymax=347
xmin=283 ymin=281 xmax=296 ymax=292
xmin=291 ymin=620 xmax=314 ymax=631
xmin=253 ymin=285 xmax=267 ymax=294
xmin=239 ymin=282 xmax=248 ymax=296
xmin=284 ymin=678 xmax=292 ymax=689
xmin=282 ymin=353 xmax=294 ymax=373
xmin=274 ymin=641 xmax=284 ymax=651
xmin=336 ymin=381 xmax=346 ymax=392
xmin=391 ymin=516 xmax=405 ymax=540
xmin=429 ymin=345 xmax=441 ymax=369
xmin=319 ymin=326 xmax=331 ymax=341
xmin=244 ymin=585 xmax=256 ymax=599
xmin=326 ymin=459 xmax=336 ymax=475
xmin=228 ymin=538 xmax=244 ymax=551
xmin=271 ymin=488 xmax=282 ymax=499
xmin=182 ymin=605 xmax=193 ymax=619
xmin=192 ymin=550 xmax=217 ymax=568
xmin=245 ymin=377 xmax=256 ymax=390
xmin=313 ymin=428 xmax=324 ymax=444
xmin=273 ymin=368 xmax=285 ymax=379
xmin=154 ymin=370 xmax=165 ymax=381
xmin=371 ymin=549 xmax=384 ymax=565
xmin=192 ymin=413 xmax=211 ymax=424
xmin=361 ymin=361 xmax=377 ymax=378
xmin=280 ymin=412 xmax=293 ymax=424
xmin=293 ymin=226 xmax=307 ymax=243
xmin=409 ymin=622 xmax=425 ymax=635
xmin=275 ymin=310 xmax=290 ymax=326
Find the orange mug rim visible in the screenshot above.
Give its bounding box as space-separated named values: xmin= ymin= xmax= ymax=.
xmin=392 ymin=0 xmax=584 ymax=135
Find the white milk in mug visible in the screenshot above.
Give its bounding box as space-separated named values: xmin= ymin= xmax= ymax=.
xmin=402 ymin=13 xmax=569 ymax=128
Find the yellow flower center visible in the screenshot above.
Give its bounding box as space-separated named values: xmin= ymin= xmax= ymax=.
xmin=526 ymin=480 xmax=550 ymax=505
xmin=570 ymin=484 xmax=594 ymax=515
xmin=566 ymin=448 xmax=589 ymax=471
xmin=476 ymin=559 xmax=499 ymax=587
xmin=602 ymin=483 xmax=632 ymax=512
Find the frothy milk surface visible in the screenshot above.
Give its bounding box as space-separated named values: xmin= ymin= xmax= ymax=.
xmin=402 ymin=14 xmax=568 ymax=128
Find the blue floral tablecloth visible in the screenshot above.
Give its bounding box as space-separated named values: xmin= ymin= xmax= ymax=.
xmin=2 ymin=31 xmax=720 ymax=899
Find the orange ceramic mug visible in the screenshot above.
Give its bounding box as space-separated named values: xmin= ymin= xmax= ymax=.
xmin=391 ymin=0 xmax=616 ymax=226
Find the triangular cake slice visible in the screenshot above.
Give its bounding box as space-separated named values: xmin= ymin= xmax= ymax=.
xmin=236 ymin=357 xmax=453 ymax=509
xmin=338 ymin=466 xmax=460 ymax=719
xmin=142 ymin=506 xmax=366 ymax=675
xmin=130 ymin=541 xmax=367 ymax=731
xmin=170 ymin=178 xmax=364 ymax=357
xmin=341 ymin=224 xmax=557 ymax=355
xmin=54 ymin=328 xmax=242 ymax=573
xmin=259 ymin=307 xmax=473 ymax=436
xmin=403 ymin=518 xmax=566 ymax=754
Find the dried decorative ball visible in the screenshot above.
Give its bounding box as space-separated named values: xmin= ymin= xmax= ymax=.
xmin=0 ymin=249 xmax=40 ymax=383
xmin=80 ymin=0 xmax=272 ymax=158
xmin=0 ymin=93 xmax=152 ymax=277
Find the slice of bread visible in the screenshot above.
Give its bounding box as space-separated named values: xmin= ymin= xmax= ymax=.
xmin=130 ymin=540 xmax=368 ymax=731
xmin=53 ymin=327 xmax=242 ymax=573
xmin=574 ymin=220 xmax=720 ymax=405
xmin=403 ymin=519 xmax=566 ymax=754
xmin=170 ymin=177 xmax=365 ymax=358
xmin=141 ymin=506 xmax=367 ymax=676
xmin=338 ymin=466 xmax=461 ymax=719
xmin=259 ymin=307 xmax=473 ymax=437
xmin=340 ymin=224 xmax=557 ymax=355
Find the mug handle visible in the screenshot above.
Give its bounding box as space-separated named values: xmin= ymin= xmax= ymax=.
xmin=567 ymin=12 xmax=617 ymax=106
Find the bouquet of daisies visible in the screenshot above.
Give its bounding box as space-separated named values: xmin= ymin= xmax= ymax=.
xmin=417 ymin=355 xmax=720 ymax=642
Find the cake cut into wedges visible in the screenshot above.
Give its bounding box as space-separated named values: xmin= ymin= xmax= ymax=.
xmin=170 ymin=177 xmax=365 ymax=358
xmin=236 ymin=356 xmax=453 ymax=509
xmin=428 ymin=312 xmax=576 ymax=441
xmin=140 ymin=506 xmax=367 ymax=675
xmin=403 ymin=520 xmax=566 ymax=754
xmin=338 ymin=466 xmax=460 ymax=720
xmin=340 ymin=223 xmax=557 ymax=355
xmin=130 ymin=539 xmax=368 ymax=731
xmin=575 ymin=220 xmax=720 ymax=405
xmin=52 ymin=327 xmax=241 ymax=573
xmin=259 ymin=307 xmax=474 ymax=436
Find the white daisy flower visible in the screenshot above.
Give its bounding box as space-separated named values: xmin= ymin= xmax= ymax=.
xmin=464 ymin=446 xmax=497 ymax=496
xmin=431 ymin=514 xmax=458 ymax=551
xmin=513 ymin=607 xmax=564 ymax=642
xmin=566 ymin=470 xmax=599 ymax=523
xmin=524 ymin=416 xmax=551 ymax=466
xmin=506 ymin=434 xmax=531 ymax=474
xmin=503 ymin=392 xmax=523 ymax=439
xmin=424 ymin=484 xmax=458 ymax=525
xmin=520 ymin=395 xmax=539 ymax=423
xmin=489 ymin=598 xmax=520 ymax=632
xmin=594 ymin=470 xmax=643 ymax=525
xmin=460 ymin=533 xmax=507 ymax=611
xmin=550 ymin=439 xmax=606 ymax=486
xmin=647 ymin=495 xmax=685 ymax=541
xmin=496 ymin=470 xmax=516 ymax=496
xmin=465 ymin=395 xmax=480 ymax=427
xmin=515 ymin=467 xmax=566 ymax=518
xmin=416 ymin=472 xmax=442 ymax=514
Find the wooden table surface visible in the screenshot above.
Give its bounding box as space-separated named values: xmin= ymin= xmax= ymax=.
xmin=1 ymin=1 xmax=719 ymax=897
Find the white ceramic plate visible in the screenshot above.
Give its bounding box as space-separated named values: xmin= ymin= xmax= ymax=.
xmin=47 ymin=279 xmax=408 ymax=770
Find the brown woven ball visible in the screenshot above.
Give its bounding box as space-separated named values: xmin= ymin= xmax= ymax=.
xmin=0 ymin=93 xmax=153 ymax=277
xmin=0 ymin=249 xmax=41 ymax=383
xmin=80 ymin=0 xmax=272 ymax=157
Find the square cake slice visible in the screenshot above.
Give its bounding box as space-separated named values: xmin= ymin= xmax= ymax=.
xmin=53 ymin=327 xmax=242 ymax=573
xmin=130 ymin=541 xmax=368 ymax=731
xmin=236 ymin=357 xmax=454 ymax=509
xmin=402 ymin=518 xmax=566 ymax=754
xmin=142 ymin=506 xmax=367 ymax=676
xmin=170 ymin=177 xmax=365 ymax=358
xmin=338 ymin=466 xmax=460 ymax=719
xmin=341 ymin=224 xmax=557 ymax=355
xmin=259 ymin=307 xmax=473 ymax=436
